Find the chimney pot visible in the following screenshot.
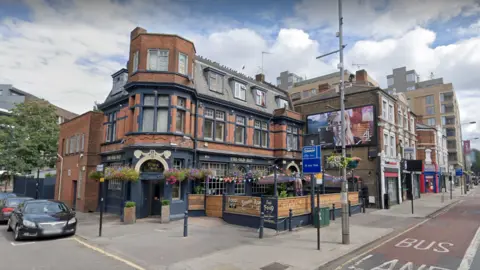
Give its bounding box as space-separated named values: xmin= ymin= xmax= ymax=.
xmin=255 ymin=73 xmax=265 ymax=83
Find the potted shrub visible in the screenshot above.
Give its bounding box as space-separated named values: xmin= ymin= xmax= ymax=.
xmin=161 ymin=200 xmax=170 ymax=223
xmin=123 ymin=201 xmax=136 ymax=224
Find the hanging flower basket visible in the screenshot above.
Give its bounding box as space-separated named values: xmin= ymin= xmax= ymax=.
xmin=88 ymin=171 xmax=103 ymax=181
xmin=327 ymin=155 xmax=362 ymax=169
xmin=105 ymin=166 xmax=139 ymax=182
xmin=164 ymin=168 xmax=187 ymax=184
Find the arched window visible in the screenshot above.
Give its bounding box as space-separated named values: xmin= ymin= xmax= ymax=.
xmin=140 ymin=160 xmax=165 ymax=173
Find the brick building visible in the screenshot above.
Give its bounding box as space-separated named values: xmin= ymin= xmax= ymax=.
xmin=95 ymin=27 xmax=303 ymax=219
xmin=295 ymin=71 xmax=417 ymax=209
xmin=55 ymin=111 xmax=104 ymax=212
xmin=416 ymin=123 xmax=448 ymax=193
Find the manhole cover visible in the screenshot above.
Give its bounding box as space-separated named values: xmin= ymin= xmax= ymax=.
xmin=260 ymin=262 xmax=290 ymax=270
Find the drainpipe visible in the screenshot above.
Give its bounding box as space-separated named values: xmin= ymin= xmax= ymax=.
xmin=193 ymin=99 xmax=198 ymax=168
xmin=57 ymin=153 xmax=64 ymax=200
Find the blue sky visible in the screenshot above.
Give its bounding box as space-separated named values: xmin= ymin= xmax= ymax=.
xmin=1 ymin=0 xmax=480 ymax=149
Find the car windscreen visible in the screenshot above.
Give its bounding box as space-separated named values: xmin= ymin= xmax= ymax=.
xmin=6 ymin=198 xmax=31 ymax=207
xmin=24 ymin=202 xmax=69 ymax=214
xmin=0 ymin=193 xmax=16 ymax=199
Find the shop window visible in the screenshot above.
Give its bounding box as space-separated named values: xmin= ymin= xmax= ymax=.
xmin=252 ymin=183 xmax=267 ymax=194
xmin=235 ymin=182 xmax=245 ymax=195
xmin=108 ymin=180 xmax=122 ymax=190
xmin=201 ymin=162 xmax=227 ymax=195
xmin=172 ymin=182 xmax=181 ymax=200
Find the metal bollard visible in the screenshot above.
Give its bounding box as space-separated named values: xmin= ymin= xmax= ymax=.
xmin=259 ymin=212 xmax=264 ymax=239
xmin=289 ymin=209 xmax=293 ymax=232
xmin=331 ymin=203 xmax=335 ymax=221
xmin=183 ymin=210 xmax=188 ymax=237
xmin=362 ymin=197 xmax=366 ymax=213
xmin=348 ymin=200 xmax=352 ymax=217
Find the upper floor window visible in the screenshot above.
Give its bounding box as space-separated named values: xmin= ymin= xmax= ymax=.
xmin=388 ymin=104 xmax=393 ymax=122
xmin=178 ymin=53 xmax=188 ymax=75
xmin=277 ymin=99 xmax=288 ymax=108
xmin=398 ymin=109 xmax=402 ymax=127
xmin=387 ymin=77 xmax=394 ymax=86
xmin=276 ymin=78 xmax=281 ymax=86
xmin=176 ymin=97 xmax=186 ymax=133
xmin=209 ymin=72 xmax=223 ymax=93
xmin=291 ymin=92 xmax=301 ymax=101
xmin=406 ymin=73 xmax=416 ymax=82
xmin=254 ymin=120 xmax=268 ymax=148
xmin=426 ymin=106 xmax=435 ymax=115
xmin=147 ymin=49 xmax=169 ymax=71
xmin=426 ymin=118 xmax=436 ymax=126
xmin=234 ymin=82 xmax=246 ymax=100
xmin=425 ymin=95 xmax=434 ymax=105
xmin=255 ymin=90 xmax=266 ymax=106
xmin=383 ymin=133 xmax=389 ymax=156
xmin=406 ymin=86 xmax=416 ymax=91
xmin=382 ymin=99 xmax=388 ymax=119
xmin=286 ymin=126 xmax=298 ymax=151
xmin=106 ymin=112 xmax=117 ymax=142
xmin=302 ymin=90 xmax=310 ymax=98
xmin=141 ymin=95 xmax=169 ymax=132
xmin=410 ymin=117 xmax=415 ymax=132
xmin=203 ymin=108 xmax=225 ymax=142
xmin=133 ymin=51 xmax=139 ymax=73
xmin=235 ymin=116 xmax=246 ymax=144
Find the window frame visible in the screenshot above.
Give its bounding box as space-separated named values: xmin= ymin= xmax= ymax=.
xmin=105 ymin=112 xmax=117 ymax=143
xmin=383 ymin=132 xmax=389 ymax=157
xmin=382 ymin=98 xmax=388 ymax=120
xmin=133 ymin=51 xmax=139 ymax=73
xmin=203 ymin=108 xmax=225 ymax=142
xmin=287 ymin=125 xmax=299 ymax=151
xmin=254 ymin=120 xmax=269 ymax=148
xmin=147 ymin=49 xmax=169 ymax=72
xmin=398 ymin=109 xmax=403 ymax=127
xmin=255 ymin=89 xmax=266 ymax=107
xmin=140 ymin=94 xmax=170 ymax=132
xmin=425 ymin=95 xmax=434 ymax=105
xmin=175 ymin=97 xmax=186 ymax=133
xmin=234 ymin=115 xmax=246 ymax=144
xmin=234 ymin=82 xmax=246 ymax=101
xmin=178 ymin=52 xmax=188 ymax=75
xmin=208 ymin=72 xmax=223 ymax=93
xmin=388 ymin=102 xmax=394 ymax=122
xmin=277 ymin=98 xmax=288 ymax=108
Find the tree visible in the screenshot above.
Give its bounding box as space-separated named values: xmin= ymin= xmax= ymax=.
xmin=0 ymin=101 xmax=59 ymax=182
xmin=470 ymin=149 xmax=480 ymax=175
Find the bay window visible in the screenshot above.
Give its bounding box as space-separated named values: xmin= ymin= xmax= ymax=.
xmin=141 ymin=94 xmax=169 ymax=132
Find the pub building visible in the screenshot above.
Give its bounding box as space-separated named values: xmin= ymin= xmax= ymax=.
xmin=97 ymin=27 xmax=303 ymax=219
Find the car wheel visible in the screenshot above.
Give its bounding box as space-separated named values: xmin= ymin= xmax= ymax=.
xmin=13 ymin=225 xmax=21 ymax=241
xmin=6 ymin=219 xmax=12 ymax=232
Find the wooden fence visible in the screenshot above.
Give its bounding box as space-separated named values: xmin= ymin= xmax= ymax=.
xmin=205 ymin=195 xmax=223 ymax=217
xmin=188 ymin=194 xmax=205 ymax=210
xmin=224 ymin=196 xmax=261 ymax=216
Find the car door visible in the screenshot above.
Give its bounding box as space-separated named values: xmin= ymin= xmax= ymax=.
xmin=10 ymin=203 xmax=24 ymax=229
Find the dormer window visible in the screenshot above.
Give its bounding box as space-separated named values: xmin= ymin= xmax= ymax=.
xmin=147 ymin=49 xmax=169 ymax=71
xmin=209 ymin=72 xmax=223 ymax=93
xmin=234 ymin=82 xmax=246 ymax=100
xmin=277 ymin=98 xmax=288 ymax=109
xmin=255 ymin=90 xmax=266 ymax=106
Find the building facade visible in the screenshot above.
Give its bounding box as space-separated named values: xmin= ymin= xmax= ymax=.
xmin=55 ymin=111 xmax=104 ymax=212
xmin=95 ymin=27 xmax=303 ymax=219
xmin=386 ymin=67 xmax=464 ymax=170
xmin=416 ymin=123 xmax=448 ymax=193
xmin=276 ymin=71 xmax=304 ymax=90
xmin=289 ymin=70 xmax=379 ymax=103
xmin=294 ymin=76 xmax=417 ymax=209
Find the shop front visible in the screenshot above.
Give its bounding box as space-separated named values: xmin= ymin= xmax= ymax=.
xmin=380 ymin=158 xmax=402 ymax=209
xmin=421 ymin=163 xmax=439 ymax=193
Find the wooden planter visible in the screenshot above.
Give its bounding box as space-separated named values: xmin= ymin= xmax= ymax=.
xmin=124 ymin=206 xmax=136 ymax=224
xmin=161 ymin=205 xmax=170 ymax=223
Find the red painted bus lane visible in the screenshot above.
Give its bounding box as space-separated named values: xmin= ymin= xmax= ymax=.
xmin=340 ymin=199 xmax=480 ymax=270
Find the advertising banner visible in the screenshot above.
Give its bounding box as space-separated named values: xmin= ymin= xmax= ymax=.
xmin=307 ymin=105 xmax=375 ymax=148
xmin=464 ymin=140 xmax=471 ymax=154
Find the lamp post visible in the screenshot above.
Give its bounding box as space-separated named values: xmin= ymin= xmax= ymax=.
xmin=314 ymin=0 xmax=349 ymax=244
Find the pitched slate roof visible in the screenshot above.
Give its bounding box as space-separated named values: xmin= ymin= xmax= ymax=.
xmin=102 ymin=69 xmax=129 ymax=106
xmin=195 ymin=56 xmax=291 ymax=114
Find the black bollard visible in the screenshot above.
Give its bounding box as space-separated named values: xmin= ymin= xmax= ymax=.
xmin=183 ymin=210 xmax=188 ymax=237
xmin=259 ymin=212 xmax=265 ymax=239
xmin=331 ymin=203 xmax=336 ymax=221
xmin=289 ymin=209 xmax=293 ymax=232
xmin=362 ymin=197 xmax=366 ymax=213
xmin=348 ymin=200 xmax=352 ymax=217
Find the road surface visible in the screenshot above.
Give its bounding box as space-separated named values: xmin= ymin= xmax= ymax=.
xmin=331 ymin=188 xmax=480 ymax=270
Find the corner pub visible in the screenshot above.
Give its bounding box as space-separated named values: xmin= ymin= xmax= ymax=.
xmin=97 ymin=27 xmax=304 ymax=220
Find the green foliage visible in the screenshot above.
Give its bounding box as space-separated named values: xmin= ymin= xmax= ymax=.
xmin=45 ymin=173 xmax=56 ymax=178
xmin=279 ymin=190 xmax=288 ymax=198
xmin=0 ymin=101 xmax=59 ymax=175
xmin=161 ymin=199 xmax=170 ymax=206
xmin=124 ymin=201 xmax=136 ymax=208
xmin=194 ymin=185 xmax=204 ymax=194
xmin=471 ymin=149 xmax=480 ymax=175
xmin=88 ymin=171 xmax=103 ymax=180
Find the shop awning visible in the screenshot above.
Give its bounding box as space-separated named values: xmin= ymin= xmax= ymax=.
xmin=384 ymin=172 xmax=398 ymax=178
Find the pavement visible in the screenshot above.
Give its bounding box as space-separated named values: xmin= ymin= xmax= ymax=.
xmin=69 ymin=187 xmax=472 ymax=270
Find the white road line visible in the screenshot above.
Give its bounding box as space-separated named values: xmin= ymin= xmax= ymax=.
xmin=457 ymin=225 xmax=480 ymax=270
xmin=11 ymin=241 xmax=35 ymax=246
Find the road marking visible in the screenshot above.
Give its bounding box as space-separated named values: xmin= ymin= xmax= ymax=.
xmin=72 ymin=237 xmax=145 ymax=270
xmin=335 ymin=200 xmax=463 ymax=270
xmin=10 ymin=241 xmax=35 ymax=246
xmin=457 ymin=225 xmax=480 ymax=270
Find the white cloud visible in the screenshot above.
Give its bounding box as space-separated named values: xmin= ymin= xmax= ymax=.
xmin=457 ymin=19 xmax=480 ymax=36
xmin=287 ymin=0 xmax=480 ymax=39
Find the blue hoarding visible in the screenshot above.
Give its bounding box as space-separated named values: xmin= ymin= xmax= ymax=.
xmin=302 ymin=145 xmax=322 ymax=174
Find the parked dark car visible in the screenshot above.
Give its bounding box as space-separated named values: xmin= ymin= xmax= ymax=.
xmin=0 ymin=193 xmax=16 ymax=200
xmin=7 ymin=200 xmax=77 ymax=241
xmin=0 ymin=197 xmax=33 ymax=223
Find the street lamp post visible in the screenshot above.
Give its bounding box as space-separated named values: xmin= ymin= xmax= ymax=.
xmin=314 ymin=0 xmax=349 ymax=244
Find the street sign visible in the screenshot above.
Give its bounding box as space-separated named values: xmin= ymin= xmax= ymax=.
xmin=315 ymin=173 xmax=323 ymax=185
xmin=96 ymin=164 xmax=104 ymax=172
xmin=302 ymin=145 xmax=322 ymax=174
xmin=404 ymin=160 xmax=422 ymax=172
xmin=99 ymin=177 xmax=105 ymax=183
xmin=456 ymin=168 xmax=463 ymax=176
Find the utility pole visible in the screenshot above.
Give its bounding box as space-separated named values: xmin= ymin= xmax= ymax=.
xmin=338 ymin=0 xmax=349 ymax=245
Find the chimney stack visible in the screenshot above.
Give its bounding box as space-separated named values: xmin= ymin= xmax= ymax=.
xmin=255 ymin=73 xmax=265 ymax=83
xmin=131 ymin=27 xmax=147 ymax=40
xmin=318 ymin=83 xmax=331 ymax=93
xmin=355 ymin=69 xmax=368 ymax=84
